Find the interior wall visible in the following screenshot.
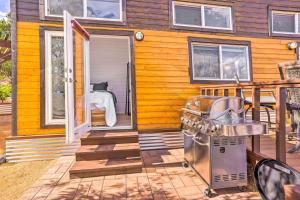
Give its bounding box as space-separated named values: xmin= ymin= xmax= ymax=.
xmin=90 ymin=36 xmax=130 ymax=114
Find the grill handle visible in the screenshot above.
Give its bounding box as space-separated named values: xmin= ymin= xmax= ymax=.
xmin=192 ymin=137 xmax=209 ymax=146
xmin=181 ymin=130 xmax=194 ymax=137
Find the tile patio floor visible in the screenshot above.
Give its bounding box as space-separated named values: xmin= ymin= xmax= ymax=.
xmin=19 ymin=149 xmax=261 ymax=200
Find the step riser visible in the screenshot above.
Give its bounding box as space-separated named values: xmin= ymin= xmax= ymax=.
xmin=76 ymin=151 xmax=140 ymax=161
xmin=71 ymin=131 xmax=142 ymax=179
xmin=70 ymin=167 xmax=142 ymax=179
xmin=81 ymin=137 xmax=139 ymax=145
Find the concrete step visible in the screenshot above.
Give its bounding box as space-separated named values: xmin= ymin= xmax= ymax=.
xmin=81 ymin=131 xmax=139 ymax=145
xmin=75 ymin=143 xmax=140 ymax=161
xmin=70 ymin=157 xmax=143 ymax=179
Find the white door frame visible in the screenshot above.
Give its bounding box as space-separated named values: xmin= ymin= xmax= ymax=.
xmin=64 ymin=11 xmax=91 ymax=144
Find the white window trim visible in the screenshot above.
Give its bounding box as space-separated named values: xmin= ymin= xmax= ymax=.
xmin=191 ymin=43 xmax=250 ymax=81
xmin=45 ymin=0 xmax=123 ymax=22
xmin=272 ymin=10 xmax=299 ymax=35
xmin=172 ymin=1 xmax=233 ymax=31
xmin=45 ymin=31 xmax=66 ymax=125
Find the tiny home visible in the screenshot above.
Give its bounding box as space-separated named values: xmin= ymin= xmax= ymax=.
xmin=9 ymin=0 xmax=300 ymax=149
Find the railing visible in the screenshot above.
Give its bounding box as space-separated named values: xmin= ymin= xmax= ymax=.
xmin=200 ymin=80 xmax=300 ymax=164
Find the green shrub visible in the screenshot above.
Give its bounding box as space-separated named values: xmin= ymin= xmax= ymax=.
xmin=0 ymin=84 xmax=11 ymax=103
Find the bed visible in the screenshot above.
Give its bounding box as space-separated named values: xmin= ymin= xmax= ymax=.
xmin=90 ymin=82 xmax=117 ymax=127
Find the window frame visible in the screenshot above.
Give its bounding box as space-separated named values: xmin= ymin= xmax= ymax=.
xmin=44 ymin=30 xmax=66 ymax=126
xmin=297 ymin=43 xmax=300 ymax=60
xmin=172 ymin=1 xmax=233 ymax=31
xmin=188 ymin=37 xmax=252 ymax=84
xmin=44 ymin=0 xmax=124 ymax=22
xmin=271 ymin=10 xmax=299 ymax=35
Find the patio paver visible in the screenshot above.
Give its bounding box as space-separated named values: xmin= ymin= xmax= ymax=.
xmin=19 ymin=149 xmax=261 ymax=200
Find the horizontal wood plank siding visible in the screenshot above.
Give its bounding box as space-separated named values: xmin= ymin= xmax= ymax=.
xmin=134 ymin=30 xmax=295 ymax=130
xmin=17 ymin=22 xmax=64 ymax=135
xmin=16 ymin=0 xmax=300 ymax=38
xmin=16 ymin=22 xmax=296 ymax=134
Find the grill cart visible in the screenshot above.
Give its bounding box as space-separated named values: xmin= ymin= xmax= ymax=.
xmin=181 ymin=96 xmax=268 ymax=197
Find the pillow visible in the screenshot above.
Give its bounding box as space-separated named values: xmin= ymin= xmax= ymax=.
xmin=93 ymin=82 xmax=108 ymax=91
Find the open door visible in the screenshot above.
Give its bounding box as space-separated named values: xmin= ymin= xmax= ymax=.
xmin=64 ymin=11 xmax=91 ymax=144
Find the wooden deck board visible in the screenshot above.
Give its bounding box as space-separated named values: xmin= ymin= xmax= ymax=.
xmin=257 ymin=134 xmax=300 ymax=172
xmin=20 ymin=149 xmax=261 ymax=200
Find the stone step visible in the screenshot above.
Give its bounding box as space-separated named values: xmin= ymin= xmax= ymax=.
xmin=81 ymin=131 xmax=139 ymax=145
xmin=75 ymin=143 xmax=140 ymax=161
xmin=70 ymin=157 xmax=143 ymax=179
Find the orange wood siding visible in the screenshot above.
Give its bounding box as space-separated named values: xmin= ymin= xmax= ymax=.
xmin=16 ymin=22 xmax=297 ymax=135
xmin=17 ymin=22 xmax=64 ymax=135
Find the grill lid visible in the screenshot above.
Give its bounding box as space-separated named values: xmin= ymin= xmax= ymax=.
xmin=185 ymin=96 xmax=221 ymax=114
xmin=185 ymin=96 xmax=244 ymax=120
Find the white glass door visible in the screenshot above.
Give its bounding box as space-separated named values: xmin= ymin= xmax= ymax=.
xmin=64 ymin=11 xmax=91 ymax=144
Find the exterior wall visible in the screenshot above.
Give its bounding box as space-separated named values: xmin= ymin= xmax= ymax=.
xmin=15 ymin=0 xmax=300 ymax=135
xmin=17 ymin=22 xmax=297 ymax=135
xmin=16 ymin=0 xmax=300 ymax=38
xmin=17 ymin=23 xmax=64 ymax=135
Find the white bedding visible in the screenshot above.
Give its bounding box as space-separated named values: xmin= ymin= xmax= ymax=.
xmin=90 ymin=91 xmax=117 ymax=127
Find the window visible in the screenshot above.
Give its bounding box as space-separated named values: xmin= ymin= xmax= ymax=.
xmin=45 ymin=0 xmax=123 ymax=21
xmin=48 ymin=0 xmax=84 ymax=17
xmin=173 ymin=1 xmax=232 ymax=30
xmin=272 ymin=11 xmax=299 ymax=34
xmin=190 ymin=42 xmax=250 ymax=82
xmin=45 ymin=31 xmax=65 ymax=125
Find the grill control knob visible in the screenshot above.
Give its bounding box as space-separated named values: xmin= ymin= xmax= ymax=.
xmin=211 ymin=125 xmax=220 ymax=132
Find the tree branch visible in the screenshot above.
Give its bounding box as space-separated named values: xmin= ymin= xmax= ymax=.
xmin=0 ymin=51 xmax=11 ymax=64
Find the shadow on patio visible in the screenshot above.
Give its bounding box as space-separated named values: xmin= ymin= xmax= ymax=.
xmin=19 ymin=149 xmax=260 ymax=200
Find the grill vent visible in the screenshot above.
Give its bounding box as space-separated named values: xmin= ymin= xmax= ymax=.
xmin=239 ymin=173 xmax=246 ymax=180
xmin=229 ymin=138 xmax=237 ymax=145
xmin=222 ymin=138 xmax=228 ymax=146
xmin=213 ymin=139 xmax=220 ymax=147
xmin=214 ymin=173 xmax=243 ymax=183
xmin=214 ymin=175 xmax=221 ymax=182
xmin=223 ymin=174 xmax=229 ymax=182
xmin=231 ymin=174 xmax=238 ymax=181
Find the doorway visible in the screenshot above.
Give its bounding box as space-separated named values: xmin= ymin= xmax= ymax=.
xmin=89 ymin=35 xmax=133 ymax=130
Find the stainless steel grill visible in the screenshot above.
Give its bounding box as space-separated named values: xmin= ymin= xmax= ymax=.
xmin=181 ymin=96 xmax=268 ymax=197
